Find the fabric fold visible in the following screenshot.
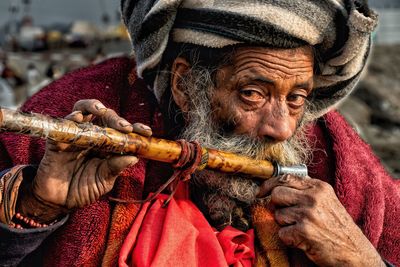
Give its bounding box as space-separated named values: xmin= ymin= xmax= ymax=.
xmin=119 ymin=193 xmax=255 ymax=267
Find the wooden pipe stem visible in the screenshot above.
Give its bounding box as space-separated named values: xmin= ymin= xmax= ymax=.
xmin=0 ymin=108 xmax=276 ymax=179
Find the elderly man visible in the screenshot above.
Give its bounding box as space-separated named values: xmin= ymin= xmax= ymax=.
xmin=0 ymin=0 xmax=399 ymax=266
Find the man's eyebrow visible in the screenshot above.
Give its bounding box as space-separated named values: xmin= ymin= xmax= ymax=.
xmin=294 ymin=80 xmax=313 ymax=90
xmin=244 ymin=76 xmax=313 ymax=90
xmin=242 ymin=76 xmax=313 ymax=91
xmin=250 ymin=76 xmax=275 ymax=85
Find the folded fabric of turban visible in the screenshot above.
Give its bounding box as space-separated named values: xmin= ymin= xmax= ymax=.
xmin=121 ymin=0 xmax=378 ymax=117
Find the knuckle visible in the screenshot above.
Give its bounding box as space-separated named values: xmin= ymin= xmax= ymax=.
xmin=297 ymin=221 xmax=312 ymax=237
xmin=303 ymin=193 xmax=317 ymax=207
xmin=92 ymin=100 xmax=106 ymax=110
xmin=316 ymin=180 xmax=332 ymax=192
xmin=312 ymin=181 xmax=334 ymax=200
xmin=88 ymin=98 xmax=100 ymax=104
xmin=73 ymin=99 xmax=97 ymax=111
xmin=73 ymin=99 xmax=85 ymax=109
xmin=298 ymin=208 xmax=313 ymax=221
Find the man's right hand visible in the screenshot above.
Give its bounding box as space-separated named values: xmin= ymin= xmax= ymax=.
xmin=17 ymin=99 xmax=152 ymax=223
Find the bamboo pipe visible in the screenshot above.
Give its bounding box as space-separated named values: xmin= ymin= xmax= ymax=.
xmin=0 ymin=108 xmax=307 ymax=179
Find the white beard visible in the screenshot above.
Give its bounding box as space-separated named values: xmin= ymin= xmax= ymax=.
xmin=177 ymin=66 xmax=313 ymax=229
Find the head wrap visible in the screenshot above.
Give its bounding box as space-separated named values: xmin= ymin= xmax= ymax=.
xmin=121 ymin=0 xmax=378 ymax=117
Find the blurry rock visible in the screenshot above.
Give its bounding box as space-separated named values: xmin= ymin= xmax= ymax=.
xmin=0 ymin=78 xmax=16 ymax=108
xmin=338 ymin=96 xmax=371 ymax=137
xmin=355 ymin=45 xmax=400 ymax=128
xmin=363 ymin=126 xmax=400 ymax=177
xmin=355 ymin=78 xmax=400 ymax=123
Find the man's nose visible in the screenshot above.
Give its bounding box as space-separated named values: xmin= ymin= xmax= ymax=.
xmin=257 ymin=106 xmax=294 ymax=142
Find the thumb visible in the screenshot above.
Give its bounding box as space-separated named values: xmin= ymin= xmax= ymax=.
xmin=102 ymin=155 xmax=139 ymax=181
xmin=257 ymin=176 xmax=281 ymax=198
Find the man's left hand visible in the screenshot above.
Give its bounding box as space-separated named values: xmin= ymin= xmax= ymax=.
xmin=257 ymin=175 xmax=385 ymax=267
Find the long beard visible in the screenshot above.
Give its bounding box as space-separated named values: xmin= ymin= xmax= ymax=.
xmin=178 ymin=67 xmax=313 ymax=230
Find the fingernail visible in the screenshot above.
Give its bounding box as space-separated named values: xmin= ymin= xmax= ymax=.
xmin=140 ymin=125 xmax=151 ymax=131
xmin=119 ymin=120 xmax=132 ymax=128
xmin=70 ymin=111 xmax=82 ymax=116
xmin=129 ymin=156 xmax=139 ymax=165
xmin=95 ymin=103 xmax=106 ymax=110
xmin=278 ymin=174 xmax=291 ymax=183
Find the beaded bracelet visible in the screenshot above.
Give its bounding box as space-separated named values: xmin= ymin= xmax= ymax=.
xmin=9 ymin=213 xmax=54 ymax=229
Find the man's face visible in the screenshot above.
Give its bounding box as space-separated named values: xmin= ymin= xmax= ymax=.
xmin=171 ymin=45 xmax=315 ymax=229
xmin=210 ymin=46 xmax=314 ymax=143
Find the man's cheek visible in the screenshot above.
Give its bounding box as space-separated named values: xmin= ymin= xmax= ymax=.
xmin=231 ymin=112 xmax=263 ymax=136
xmin=211 ymin=97 xmax=240 ymax=133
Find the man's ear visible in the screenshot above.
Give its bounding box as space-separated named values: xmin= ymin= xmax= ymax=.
xmin=171 ymin=57 xmax=191 ymax=113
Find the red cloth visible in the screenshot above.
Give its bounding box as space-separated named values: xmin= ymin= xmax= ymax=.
xmin=216 ymin=227 xmax=255 ymax=267
xmin=0 ymin=57 xmax=398 ymax=266
xmin=118 ymin=191 xmax=255 ymax=267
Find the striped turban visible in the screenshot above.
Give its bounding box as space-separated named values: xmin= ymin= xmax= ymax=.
xmin=121 ymin=0 xmax=378 ymax=117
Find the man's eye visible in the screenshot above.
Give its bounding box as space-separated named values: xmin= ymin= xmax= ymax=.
xmin=287 ymin=94 xmax=306 ymax=107
xmin=239 ymin=89 xmax=264 ymax=102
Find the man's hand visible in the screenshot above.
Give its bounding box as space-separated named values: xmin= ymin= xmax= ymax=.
xmin=257 ymin=175 xmax=385 ymax=267
xmin=17 ymin=99 xmax=152 ymax=223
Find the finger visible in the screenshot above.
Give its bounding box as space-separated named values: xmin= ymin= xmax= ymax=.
xmin=258 ymin=174 xmax=315 ymax=197
xmin=65 ymin=110 xmax=84 ymax=122
xmin=278 ymin=224 xmax=309 ymax=251
xmin=73 ymin=99 xmax=133 ymax=133
xmin=98 ymin=108 xmax=134 ymax=133
xmin=132 ymin=123 xmax=152 ymax=137
xmin=270 ymin=186 xmax=303 ymax=207
xmin=257 ymin=176 xmax=281 ymax=197
xmin=73 ymin=99 xmax=108 ymax=116
xmin=274 ymin=206 xmax=302 ymax=226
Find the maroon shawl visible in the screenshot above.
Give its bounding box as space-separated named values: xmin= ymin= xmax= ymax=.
xmin=0 ymin=57 xmax=398 ymax=266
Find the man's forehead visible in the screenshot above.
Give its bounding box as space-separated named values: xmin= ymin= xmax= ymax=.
xmin=225 ymin=46 xmax=314 ymax=80
xmin=233 ymin=45 xmax=314 ymax=63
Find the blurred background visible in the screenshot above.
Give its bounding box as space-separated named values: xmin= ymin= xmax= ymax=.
xmin=0 ymin=0 xmax=399 ymax=177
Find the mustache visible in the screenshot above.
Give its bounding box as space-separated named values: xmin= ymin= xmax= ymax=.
xmin=192 ymin=127 xmax=308 ymax=165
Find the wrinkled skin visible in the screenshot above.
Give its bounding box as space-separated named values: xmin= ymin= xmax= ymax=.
xmin=211 ymin=46 xmax=313 ymax=142
xmin=18 ymin=46 xmax=384 ymax=266
xmin=257 ymin=175 xmax=385 ymax=267
xmin=17 ymin=99 xmax=151 ymax=222
xmin=172 ymin=46 xmax=385 ymax=266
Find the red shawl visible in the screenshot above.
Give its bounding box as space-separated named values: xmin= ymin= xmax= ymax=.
xmin=118 ymin=189 xmax=255 ymax=267
xmin=0 ymin=57 xmax=398 ymax=266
